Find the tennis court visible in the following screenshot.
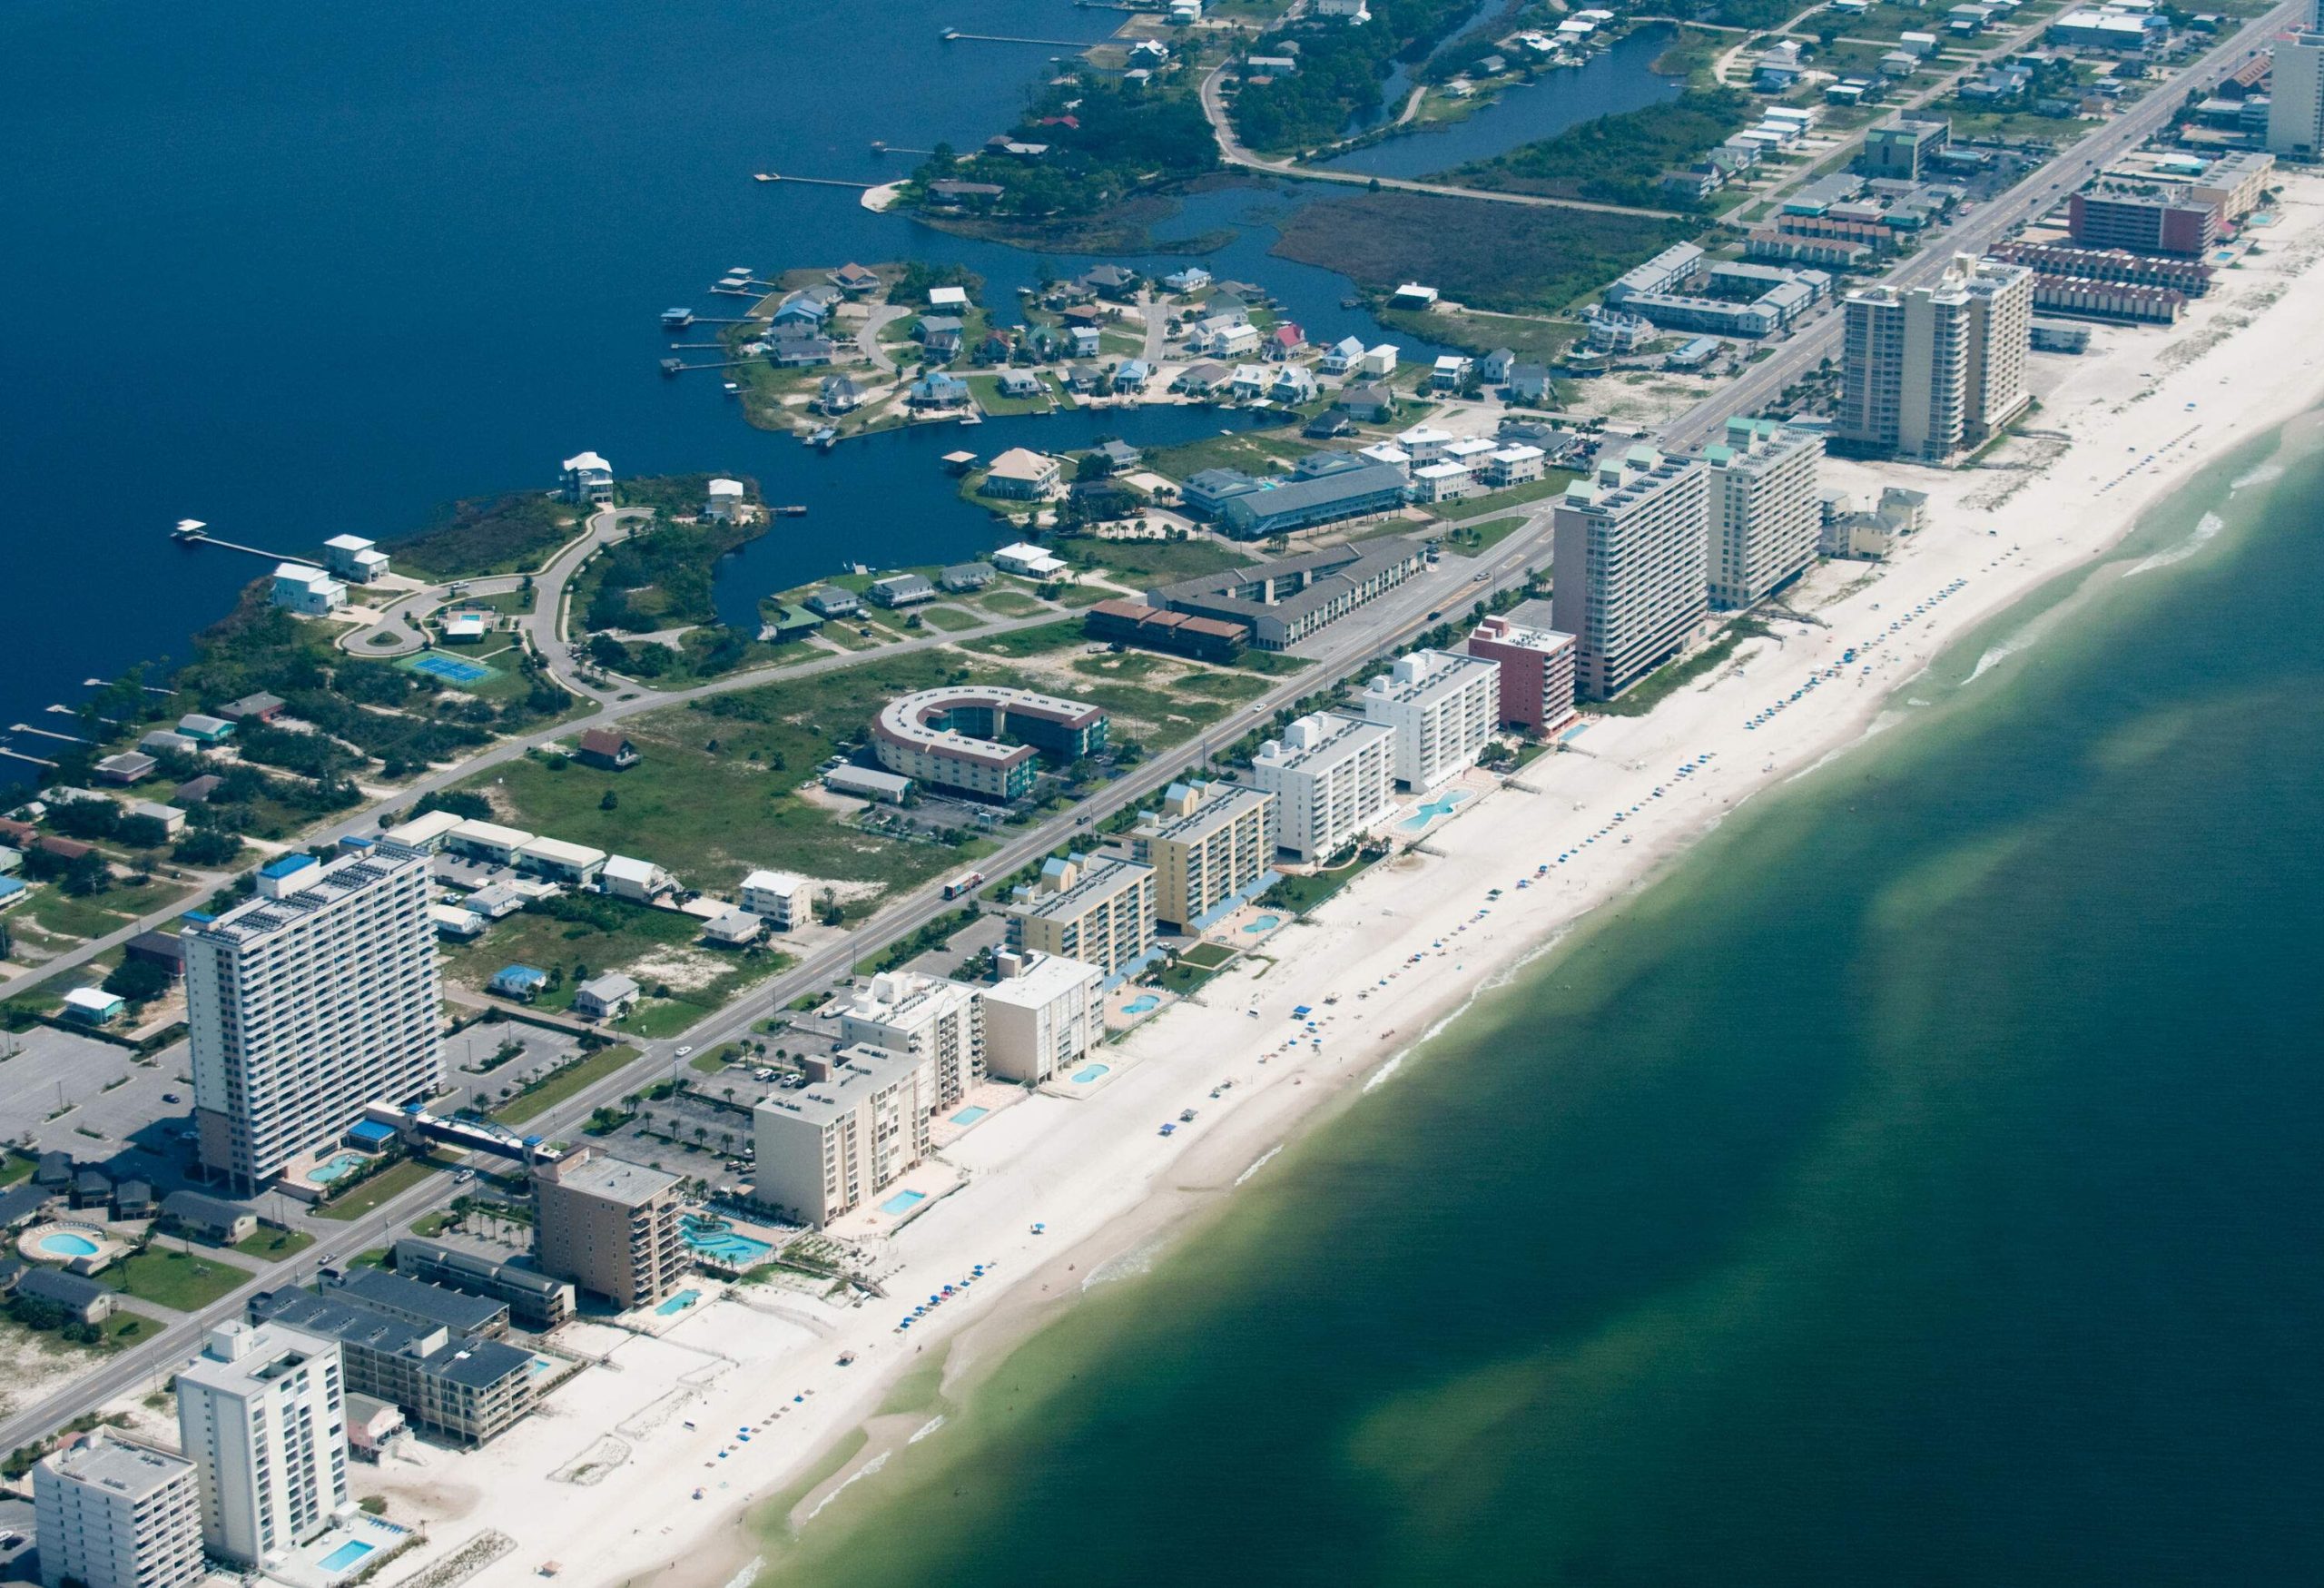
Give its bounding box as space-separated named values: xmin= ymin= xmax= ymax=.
xmin=406 ymin=654 xmax=493 ymax=684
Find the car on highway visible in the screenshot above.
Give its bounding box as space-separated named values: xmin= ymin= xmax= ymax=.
xmin=675 ymin=1045 xmax=693 ymax=1058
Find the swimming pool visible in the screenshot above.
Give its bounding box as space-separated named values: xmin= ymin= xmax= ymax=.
xmin=1239 ymin=913 xmax=1282 ymax=934
xmin=309 ymin=1150 xmax=371 ymax=1185
xmin=680 ymin=1218 xmax=773 ymax=1267
xmin=950 ymin=1105 xmax=990 ymax=1125
xmin=406 ymin=653 xmax=491 ymax=684
xmin=35 ymin=1232 xmax=100 ymax=1259
xmin=529 ymin=1356 xmax=555 ymax=1376
xmin=320 ymin=1541 xmax=375 ymax=1573
xmin=1120 ymin=994 xmax=1160 ymax=1015
xmin=1396 ymin=789 xmax=1472 ymax=832
xmin=1070 ymin=1062 xmax=1110 ymax=1084
xmin=878 ymin=1189 xmax=926 ymax=1216
xmin=655 ymin=1287 xmax=703 ymax=1316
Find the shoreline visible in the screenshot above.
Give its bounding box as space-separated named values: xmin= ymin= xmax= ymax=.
xmin=359 ymin=182 xmax=2324 ymax=1588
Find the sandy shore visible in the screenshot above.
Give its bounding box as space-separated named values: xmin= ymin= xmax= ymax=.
xmin=345 ymin=180 xmax=2324 ymax=1588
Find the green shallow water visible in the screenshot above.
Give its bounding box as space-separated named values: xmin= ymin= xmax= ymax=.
xmin=753 ymin=421 xmax=2324 ymax=1585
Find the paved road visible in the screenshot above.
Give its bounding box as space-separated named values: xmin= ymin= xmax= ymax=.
xmin=1196 ymin=57 xmax=1690 ymax=220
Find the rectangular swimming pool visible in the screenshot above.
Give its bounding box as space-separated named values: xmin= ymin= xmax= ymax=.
xmin=950 ymin=1106 xmax=990 ymax=1125
xmin=878 ymin=1189 xmax=926 ymax=1216
xmin=320 ymin=1541 xmax=375 ymax=1573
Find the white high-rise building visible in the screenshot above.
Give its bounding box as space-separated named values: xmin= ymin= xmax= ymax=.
xmin=1359 ymin=650 xmax=1502 ymax=791
xmin=34 ymin=1434 xmax=204 ymax=1588
xmin=1251 ymin=712 xmax=1396 ymax=863
xmin=2267 ymin=30 xmax=2324 ymax=156
xmin=839 ymin=971 xmax=985 ymax=1109
xmin=175 ymin=1322 xmax=349 ymax=1569
xmin=1837 ymin=253 xmax=2033 ymax=460
xmin=978 ymin=950 xmax=1104 ymax=1084
xmin=184 ymin=841 xmax=440 ymax=1192
xmin=1551 ymin=446 xmax=1711 ymax=701
xmin=1703 ymin=418 xmax=1826 ymax=607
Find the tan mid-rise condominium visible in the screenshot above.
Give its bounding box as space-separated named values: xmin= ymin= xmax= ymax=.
xmin=1837 ymin=252 xmax=2033 ymax=461
xmin=1703 ymin=417 xmax=1825 ymax=609
xmin=531 ymin=1148 xmax=685 ymax=1309
xmin=1130 ymin=780 xmax=1277 ymax=931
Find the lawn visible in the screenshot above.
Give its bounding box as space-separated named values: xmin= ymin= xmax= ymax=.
xmin=978 ymin=588 xmax=1049 ymax=617
xmin=19 ymin=889 xmax=135 ymax=944
xmin=493 ymin=1043 xmax=642 ymax=1126
xmin=103 ymin=1247 xmax=255 ymax=1311
xmin=961 ymin=619 xmax=1089 ymax=659
xmin=1261 ymin=852 xmax=1376 ymax=916
xmin=231 ymin=1227 xmax=315 ymax=1262
xmin=1430 ymin=471 xmax=1579 ymax=525
xmin=1436 ymin=516 xmax=1528 ymax=557
xmin=1060 ymin=536 xmax=1256 ymax=586
xmin=965 ymin=374 xmax=1056 ymax=417
xmin=463 ymin=649 xmax=994 ymax=894
xmin=916 ymin=605 xmax=986 ymax=632
xmin=1144 ymin=429 xmax=1317 ymax=487
xmin=313 ymin=1156 xmax=449 ymax=1221
xmin=1373 ymin=304 xmax=1580 ymax=363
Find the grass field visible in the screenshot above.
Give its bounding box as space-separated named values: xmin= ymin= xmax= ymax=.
xmin=979 ymin=588 xmax=1049 ymax=617
xmin=1436 ymin=516 xmax=1529 ymax=557
xmin=493 ymin=1043 xmax=641 ymax=1125
xmin=231 ymin=1227 xmax=315 ymax=1262
xmin=464 ymin=650 xmax=993 ymax=894
xmin=1433 ymin=472 xmax=1579 ymax=525
xmin=1062 ymin=536 xmax=1255 ymax=586
xmin=103 ymin=1247 xmax=253 ymax=1311
xmin=916 ymin=605 xmax=985 ymax=632
xmin=1144 ymin=429 xmax=1316 ymax=486
xmin=962 ymin=620 xmax=1089 ymax=659
xmin=1262 ymin=853 xmax=1376 ymax=916
xmin=314 ymin=1157 xmax=448 ymax=1221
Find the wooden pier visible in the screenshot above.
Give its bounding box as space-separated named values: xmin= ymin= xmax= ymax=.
xmin=0 ymin=747 xmax=57 ymax=769
xmin=11 ymin=723 xmax=93 ymax=745
xmin=170 ymin=524 xmax=303 ymax=566
xmin=870 ymin=143 xmax=935 ymax=156
xmin=939 ymin=28 xmax=1094 ymax=45
xmin=752 ymin=173 xmax=877 ymax=190
xmin=659 ymin=358 xmax=755 ymax=376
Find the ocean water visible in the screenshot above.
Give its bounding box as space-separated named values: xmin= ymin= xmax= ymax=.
xmin=749 ymin=423 xmax=2324 ymax=1585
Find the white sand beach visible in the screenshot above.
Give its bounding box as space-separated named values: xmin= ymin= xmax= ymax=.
xmin=340 ymin=178 xmax=2324 ymax=1588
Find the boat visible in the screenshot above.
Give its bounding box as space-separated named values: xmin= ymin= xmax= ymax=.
xmin=754 ymin=172 xmax=778 ymax=182
xmin=774 ymin=504 xmax=809 ymax=516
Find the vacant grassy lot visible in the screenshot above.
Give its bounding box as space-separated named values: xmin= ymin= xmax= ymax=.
xmin=388 ymin=491 xmax=584 ymax=581
xmin=1431 ymin=471 xmax=1579 ymax=526
xmin=314 ymin=1156 xmax=452 ymax=1221
xmin=1436 ymin=516 xmax=1529 ymax=557
xmin=232 ymin=1227 xmax=315 ymax=1262
xmin=1063 ymin=535 xmax=1256 ymax=587
xmin=1144 ymin=429 xmax=1317 ymax=486
xmin=1262 ymin=852 xmax=1376 ymax=915
xmin=103 ymin=1247 xmax=253 ymax=1311
xmin=466 ymin=650 xmax=993 ymax=895
xmin=916 ymin=605 xmax=986 ymax=632
xmin=1273 ymin=191 xmax=1700 ymax=315
xmin=978 ymin=588 xmax=1049 ymax=617
xmin=962 ymin=620 xmax=1089 ymax=659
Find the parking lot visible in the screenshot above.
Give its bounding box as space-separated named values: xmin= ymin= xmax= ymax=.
xmin=0 ymin=1024 xmax=202 ymax=1193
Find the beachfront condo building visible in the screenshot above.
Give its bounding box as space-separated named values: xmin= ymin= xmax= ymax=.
xmin=753 ymin=1044 xmax=933 ymax=1227
xmin=1837 ymin=253 xmax=2034 ymax=460
xmin=174 ymin=1322 xmax=348 ymax=1569
xmin=34 ymin=1433 xmax=204 ymax=1588
xmin=1703 ymin=418 xmax=1826 ymax=608
xmin=1000 ymin=856 xmax=1157 ymax=982
xmin=2269 ymin=31 xmax=2324 ymax=156
xmin=1129 ymin=781 xmax=1279 ymax=931
xmin=1551 ymin=447 xmax=1712 ymax=701
xmin=1251 ymin=712 xmax=1396 ymax=863
xmin=1466 ymin=603 xmax=1579 ymax=736
xmin=978 ymin=950 xmax=1105 ymax=1084
xmin=840 ymin=971 xmax=986 ymax=1108
xmin=183 ymin=840 xmax=439 ymax=1194
xmin=1360 ymin=649 xmax=1502 ymax=792
xmin=531 ymin=1148 xmax=686 ymax=1310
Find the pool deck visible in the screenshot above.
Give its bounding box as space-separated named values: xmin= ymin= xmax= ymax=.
xmin=1102 ymin=982 xmax=1177 ymax=1034
xmin=264 ymin=1514 xmax=414 ymax=1588
xmin=928 ymin=1080 xmax=1029 ymax=1149
xmin=825 ymin=1160 xmax=966 ymax=1243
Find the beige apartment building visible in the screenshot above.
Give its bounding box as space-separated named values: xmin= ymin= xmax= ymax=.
xmin=1129 ymin=781 xmax=1278 ymax=932
xmin=1703 ymin=417 xmax=1825 ymax=608
xmin=1837 ymin=253 xmax=2033 ymax=460
xmin=1001 ymin=854 xmax=1157 ymax=981
xmin=753 ymin=1044 xmax=934 ymax=1227
xmin=839 ymin=971 xmax=985 ymax=1109
xmin=531 ymin=1148 xmax=685 ymax=1309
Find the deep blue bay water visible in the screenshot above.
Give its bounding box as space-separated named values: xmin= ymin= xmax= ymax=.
xmin=0 ymin=0 xmax=1527 ymax=761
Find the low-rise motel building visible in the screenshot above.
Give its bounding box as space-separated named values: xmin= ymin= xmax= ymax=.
xmin=753 ymin=1044 xmax=933 ymax=1228
xmin=1251 ymin=712 xmax=1397 ymax=863
xmin=1467 ymin=603 xmax=1579 ymax=736
xmin=872 ymin=686 xmax=1108 ymax=801
xmin=1128 ymin=780 xmax=1279 ymax=932
xmin=1000 ymin=853 xmax=1157 ymax=983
